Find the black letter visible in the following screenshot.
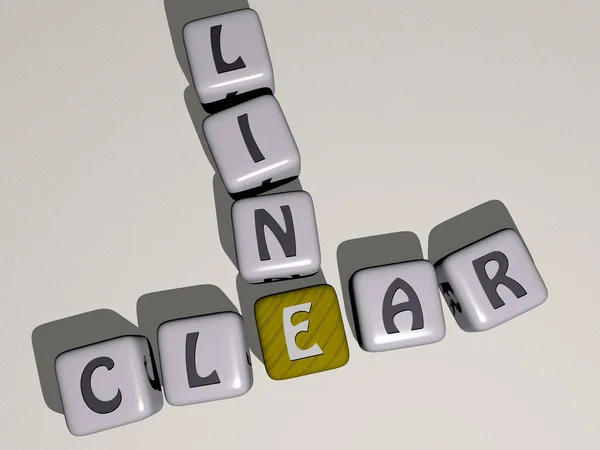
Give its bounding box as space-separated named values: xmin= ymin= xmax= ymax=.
xmin=255 ymin=206 xmax=297 ymax=261
xmin=238 ymin=113 xmax=265 ymax=163
xmin=472 ymin=251 xmax=527 ymax=309
xmin=210 ymin=25 xmax=246 ymax=74
xmin=382 ymin=278 xmax=424 ymax=334
xmin=186 ymin=332 xmax=221 ymax=388
xmin=143 ymin=353 xmax=162 ymax=392
xmin=80 ymin=357 xmax=122 ymax=414
xmin=440 ymin=282 xmax=462 ymax=316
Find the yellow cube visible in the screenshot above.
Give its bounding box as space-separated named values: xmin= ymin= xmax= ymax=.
xmin=255 ymin=284 xmax=350 ymax=380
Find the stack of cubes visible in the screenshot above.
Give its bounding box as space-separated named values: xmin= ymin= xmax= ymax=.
xmin=185 ymin=8 xmax=352 ymax=381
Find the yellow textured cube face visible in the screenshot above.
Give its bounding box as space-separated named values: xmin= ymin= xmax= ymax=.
xmin=255 ymin=284 xmax=350 ymax=380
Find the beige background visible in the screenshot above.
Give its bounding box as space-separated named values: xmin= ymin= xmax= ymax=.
xmin=2 ymin=0 xmax=599 ymax=448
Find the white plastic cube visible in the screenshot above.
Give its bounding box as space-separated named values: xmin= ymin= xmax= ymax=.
xmin=232 ymin=191 xmax=321 ymax=283
xmin=203 ymin=95 xmax=300 ymax=196
xmin=351 ymin=260 xmax=446 ymax=352
xmin=183 ymin=9 xmax=274 ymax=105
xmin=55 ymin=336 xmax=163 ymax=436
xmin=435 ymin=229 xmax=548 ymax=332
xmin=157 ymin=312 xmax=253 ymax=406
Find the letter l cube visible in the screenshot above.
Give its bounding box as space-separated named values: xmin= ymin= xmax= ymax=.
xmin=157 ymin=312 xmax=253 ymax=406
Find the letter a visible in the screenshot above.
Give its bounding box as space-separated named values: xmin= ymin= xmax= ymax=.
xmin=382 ymin=278 xmax=425 ymax=334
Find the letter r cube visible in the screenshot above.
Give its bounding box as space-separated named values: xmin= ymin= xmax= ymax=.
xmin=255 ymin=285 xmax=350 ymax=380
xmin=435 ymin=229 xmax=548 ymax=332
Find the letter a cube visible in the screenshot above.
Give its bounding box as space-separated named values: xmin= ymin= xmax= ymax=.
xmin=255 ymin=284 xmax=350 ymax=380
xmin=203 ymin=95 xmax=301 ymax=197
xmin=351 ymin=260 xmax=446 ymax=352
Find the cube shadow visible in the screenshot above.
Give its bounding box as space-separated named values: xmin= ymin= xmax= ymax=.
xmin=428 ymin=199 xmax=522 ymax=265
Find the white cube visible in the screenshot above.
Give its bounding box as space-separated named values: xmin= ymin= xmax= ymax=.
xmin=232 ymin=191 xmax=321 ymax=283
xmin=183 ymin=9 xmax=274 ymax=105
xmin=55 ymin=336 xmax=163 ymax=436
xmin=351 ymin=260 xmax=446 ymax=352
xmin=157 ymin=312 xmax=253 ymax=406
xmin=435 ymin=229 xmax=548 ymax=332
xmin=203 ymin=95 xmax=301 ymax=196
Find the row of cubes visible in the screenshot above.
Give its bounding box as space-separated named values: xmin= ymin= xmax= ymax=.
xmin=54 ymin=219 xmax=547 ymax=435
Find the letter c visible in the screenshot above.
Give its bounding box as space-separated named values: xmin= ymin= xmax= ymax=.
xmin=80 ymin=356 xmax=122 ymax=414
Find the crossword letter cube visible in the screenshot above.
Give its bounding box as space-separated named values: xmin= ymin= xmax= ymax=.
xmin=255 ymin=284 xmax=349 ymax=380
xmin=157 ymin=312 xmax=253 ymax=406
xmin=183 ymin=9 xmax=274 ymax=105
xmin=55 ymin=336 xmax=163 ymax=436
xmin=435 ymin=229 xmax=547 ymax=332
xmin=351 ymin=260 xmax=446 ymax=352
xmin=232 ymin=191 xmax=321 ymax=283
xmin=203 ymin=95 xmax=301 ymax=196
